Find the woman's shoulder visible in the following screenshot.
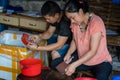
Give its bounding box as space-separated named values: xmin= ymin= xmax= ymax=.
xmin=91 ymin=13 xmax=104 ymax=23
xmin=88 ymin=13 xmax=106 ymax=35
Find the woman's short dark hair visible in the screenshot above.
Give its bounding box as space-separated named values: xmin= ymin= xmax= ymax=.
xmin=65 ymin=0 xmax=89 ymax=13
xmin=41 ymin=1 xmax=61 ymax=16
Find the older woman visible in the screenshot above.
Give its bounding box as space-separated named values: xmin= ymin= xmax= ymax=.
xmin=63 ymin=0 xmax=112 ymax=80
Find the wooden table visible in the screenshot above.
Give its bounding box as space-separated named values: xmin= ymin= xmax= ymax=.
xmin=0 ymin=13 xmax=48 ymax=32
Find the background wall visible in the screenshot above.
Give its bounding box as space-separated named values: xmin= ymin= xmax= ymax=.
xmin=9 ymin=0 xmax=65 ymax=11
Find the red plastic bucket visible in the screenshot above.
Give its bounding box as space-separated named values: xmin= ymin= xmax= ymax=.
xmin=20 ymin=58 xmax=42 ymax=77
xmin=74 ymin=77 xmax=97 ymax=80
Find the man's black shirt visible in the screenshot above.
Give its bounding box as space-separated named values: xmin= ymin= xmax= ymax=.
xmin=49 ymin=16 xmax=72 ymax=44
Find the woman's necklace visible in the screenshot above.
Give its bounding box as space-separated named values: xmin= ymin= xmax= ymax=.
xmin=79 ymin=13 xmax=92 ymax=32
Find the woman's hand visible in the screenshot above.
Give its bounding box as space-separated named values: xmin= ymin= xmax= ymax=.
xmin=64 ymin=54 xmax=72 ymax=64
xmin=65 ymin=63 xmax=76 ymax=76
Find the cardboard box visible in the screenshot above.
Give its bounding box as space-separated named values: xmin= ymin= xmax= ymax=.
xmin=0 ymin=40 xmax=48 ymax=80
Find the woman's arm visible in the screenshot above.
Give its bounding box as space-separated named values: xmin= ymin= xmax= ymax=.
xmin=72 ymin=32 xmax=102 ymax=67
xmin=64 ymin=38 xmax=77 ymax=62
xmin=67 ymin=38 xmax=77 ymax=55
xmin=65 ymin=32 xmax=102 ymax=76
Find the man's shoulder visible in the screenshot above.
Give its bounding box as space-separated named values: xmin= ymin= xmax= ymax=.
xmin=60 ymin=16 xmax=70 ymax=23
xmin=49 ymin=22 xmax=58 ymax=27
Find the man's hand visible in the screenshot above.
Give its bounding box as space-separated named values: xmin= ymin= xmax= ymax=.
xmin=27 ymin=43 xmax=38 ymax=51
xmin=29 ymin=34 xmax=40 ymax=43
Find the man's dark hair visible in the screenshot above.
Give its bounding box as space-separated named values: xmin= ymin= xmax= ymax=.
xmin=41 ymin=1 xmax=61 ymax=16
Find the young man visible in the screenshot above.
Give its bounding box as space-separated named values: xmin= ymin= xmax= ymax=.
xmin=27 ymin=1 xmax=72 ymax=68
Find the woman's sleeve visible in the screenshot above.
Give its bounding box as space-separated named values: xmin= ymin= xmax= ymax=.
xmin=90 ymin=16 xmax=106 ymax=37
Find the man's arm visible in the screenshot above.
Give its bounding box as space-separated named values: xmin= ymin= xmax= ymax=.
xmin=39 ymin=25 xmax=56 ymax=40
xmin=37 ymin=35 xmax=68 ymax=51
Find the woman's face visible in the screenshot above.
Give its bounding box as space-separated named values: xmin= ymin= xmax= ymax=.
xmin=65 ymin=9 xmax=84 ymax=25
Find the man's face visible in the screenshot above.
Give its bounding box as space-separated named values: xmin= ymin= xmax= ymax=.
xmin=44 ymin=14 xmax=59 ymax=24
